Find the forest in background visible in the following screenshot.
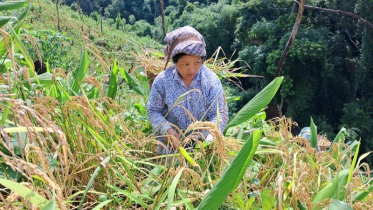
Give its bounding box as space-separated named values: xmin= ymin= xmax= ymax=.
xmin=0 ymin=0 xmax=372 ymax=208
xmin=59 ymin=0 xmax=373 ymax=164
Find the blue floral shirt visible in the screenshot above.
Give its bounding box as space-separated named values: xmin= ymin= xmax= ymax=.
xmin=147 ymin=64 xmax=229 ymax=138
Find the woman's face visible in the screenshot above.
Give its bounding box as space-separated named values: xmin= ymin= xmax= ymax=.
xmin=175 ymin=54 xmax=203 ymax=84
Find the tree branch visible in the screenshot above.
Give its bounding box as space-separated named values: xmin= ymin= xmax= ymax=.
xmin=293 ymin=0 xmax=373 ymax=31
xmin=274 ymin=0 xmax=307 ymax=78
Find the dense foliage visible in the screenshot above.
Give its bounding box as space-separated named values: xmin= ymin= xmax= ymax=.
xmin=0 ymin=0 xmax=372 ymax=209
xmin=60 ymin=0 xmax=373 ymax=165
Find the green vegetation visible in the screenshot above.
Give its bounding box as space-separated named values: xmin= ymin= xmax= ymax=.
xmin=0 ymin=0 xmax=372 ymax=209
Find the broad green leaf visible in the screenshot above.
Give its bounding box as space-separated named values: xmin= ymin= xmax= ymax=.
xmin=107 ymin=59 xmax=118 ymax=100
xmin=0 ymin=179 xmax=49 ymax=207
xmin=233 ymin=130 xmax=262 ymax=189
xmin=0 ymin=17 xmax=13 ymax=28
xmin=260 ymin=189 xmax=274 ymax=210
xmin=0 ymin=1 xmax=28 ymax=11
xmin=196 ymin=129 xmax=262 ymax=210
xmin=312 ymin=169 xmax=349 ymax=209
xmin=223 ymin=77 xmax=283 ymax=134
xmin=328 ymin=200 xmax=353 ymax=210
xmin=167 ymin=167 xmax=185 ymax=210
xmin=26 ymin=72 xmax=63 ymax=87
xmin=71 ymin=49 xmax=89 ymax=95
xmin=118 ymin=67 xmax=144 ymax=96
xmin=310 ymin=117 xmax=317 ymax=148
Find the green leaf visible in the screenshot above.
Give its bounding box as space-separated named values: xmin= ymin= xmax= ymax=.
xmin=92 ymin=199 xmax=112 ymax=210
xmin=333 ymin=127 xmax=347 ymax=144
xmin=167 ymin=167 xmax=185 ymax=210
xmin=260 ymin=189 xmax=274 ymax=210
xmin=223 ymin=77 xmax=283 ymax=134
xmin=328 ymin=200 xmax=353 ymax=210
xmin=8 ymin=23 xmax=35 ymax=81
xmin=0 ymin=17 xmax=13 ymax=28
xmin=310 ymin=117 xmax=317 ymax=148
xmin=178 ymin=191 xmax=194 ymax=210
xmin=312 ymin=169 xmax=349 ymax=210
xmin=77 ymin=155 xmax=111 ymax=210
xmin=41 ymin=194 xmax=56 ymax=210
xmin=297 ymin=200 xmax=307 ymax=210
xmin=71 ymin=49 xmax=89 ymax=95
xmin=347 ymin=140 xmax=360 ymax=185
xmin=196 ymin=129 xmax=262 ymax=210
xmin=118 ymin=67 xmax=144 ymax=96
xmin=109 ymin=185 xmax=150 ymax=208
xmin=352 ymin=178 xmax=373 ymax=202
xmin=0 ymin=1 xmax=28 ymax=11
xmin=0 ymin=179 xmax=49 ymax=207
xmin=233 ymin=130 xmax=261 ymax=189
xmin=107 ymin=60 xmax=118 ymax=100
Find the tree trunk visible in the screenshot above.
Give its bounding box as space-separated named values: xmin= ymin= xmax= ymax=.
xmin=159 ymin=0 xmax=166 ymax=37
xmin=274 ymin=0 xmax=307 ymax=78
xmin=56 ymin=0 xmax=60 ymax=31
xmin=100 ymin=7 xmax=103 ymax=33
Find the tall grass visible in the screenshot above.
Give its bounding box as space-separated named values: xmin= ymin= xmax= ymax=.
xmin=0 ymin=0 xmax=372 ymax=209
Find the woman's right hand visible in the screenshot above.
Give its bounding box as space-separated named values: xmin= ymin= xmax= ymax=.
xmin=166 ymin=128 xmax=180 ymax=150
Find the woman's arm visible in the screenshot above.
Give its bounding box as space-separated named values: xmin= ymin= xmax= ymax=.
xmin=146 ymin=78 xmax=172 ymax=135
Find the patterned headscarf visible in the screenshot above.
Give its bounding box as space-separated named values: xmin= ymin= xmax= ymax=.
xmin=163 ymin=26 xmax=206 ymax=69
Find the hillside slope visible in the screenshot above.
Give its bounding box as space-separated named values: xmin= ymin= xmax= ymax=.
xmin=25 ymin=0 xmax=163 ymax=73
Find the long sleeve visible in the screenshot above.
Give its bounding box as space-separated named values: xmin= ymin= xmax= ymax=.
xmin=146 ymin=76 xmax=171 ymax=135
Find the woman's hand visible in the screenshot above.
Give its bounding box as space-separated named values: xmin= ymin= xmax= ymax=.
xmin=166 ymin=128 xmax=180 ymax=150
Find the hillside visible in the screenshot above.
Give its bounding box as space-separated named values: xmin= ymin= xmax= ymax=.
xmin=25 ymin=0 xmax=163 ymax=73
xmin=0 ymin=0 xmax=373 ymax=209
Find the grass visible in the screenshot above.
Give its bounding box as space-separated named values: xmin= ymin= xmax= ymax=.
xmin=0 ymin=0 xmax=372 ymax=209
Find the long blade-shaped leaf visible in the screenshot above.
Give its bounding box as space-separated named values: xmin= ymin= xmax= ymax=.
xmin=0 ymin=1 xmax=28 ymax=11
xmin=0 ymin=17 xmax=13 ymax=28
xmin=347 ymin=140 xmax=360 ymax=185
xmin=8 ymin=23 xmax=36 ymax=81
xmin=77 ymin=155 xmax=111 ymax=210
xmin=118 ymin=67 xmax=144 ymax=96
xmin=71 ymin=49 xmax=89 ymax=95
xmin=232 ymin=130 xmax=261 ymax=189
xmin=312 ymin=169 xmax=349 ymax=209
xmin=107 ymin=60 xmax=118 ymax=99
xmin=167 ymin=167 xmax=185 ymax=210
xmin=223 ymin=77 xmax=283 ymax=134
xmin=0 ymin=179 xmax=49 ymax=207
xmin=310 ymin=117 xmax=318 ymax=148
xmin=196 ymin=129 xmax=262 ymax=210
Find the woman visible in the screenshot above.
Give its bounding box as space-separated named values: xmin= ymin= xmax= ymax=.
xmin=147 ymin=26 xmax=228 ymax=154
